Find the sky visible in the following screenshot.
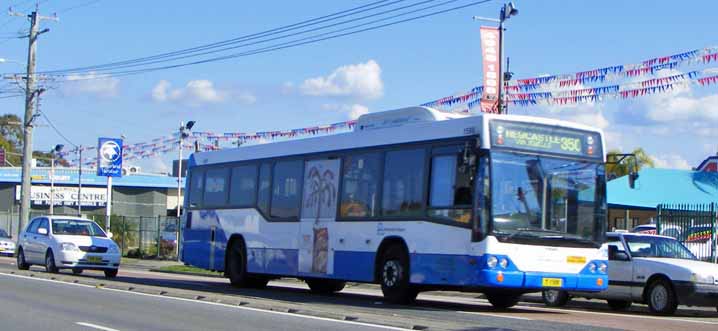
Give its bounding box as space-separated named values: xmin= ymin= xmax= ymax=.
xmin=0 ymin=0 xmax=716 ymax=173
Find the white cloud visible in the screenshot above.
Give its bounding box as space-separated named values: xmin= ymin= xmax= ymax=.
xmin=65 ymin=71 xmax=120 ymax=97
xmin=653 ymin=153 xmax=692 ymax=170
xmin=645 ymin=93 xmax=718 ymax=123
xmin=300 ymin=60 xmax=383 ymax=99
xmin=322 ymin=103 xmax=370 ymax=120
xmin=151 ymin=79 xmax=256 ymax=107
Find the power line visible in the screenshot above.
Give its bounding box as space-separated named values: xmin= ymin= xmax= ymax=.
xmin=38 ymin=110 xmax=77 ymax=148
xmin=54 ymin=0 xmax=493 ymax=80
xmin=55 ymin=0 xmax=102 ymax=14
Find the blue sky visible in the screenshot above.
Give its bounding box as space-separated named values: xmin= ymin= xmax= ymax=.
xmin=0 ymin=0 xmax=717 ymax=172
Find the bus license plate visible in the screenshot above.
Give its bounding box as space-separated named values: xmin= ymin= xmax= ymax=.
xmin=87 ymin=256 xmax=102 ymax=263
xmin=542 ymin=278 xmax=563 ymax=287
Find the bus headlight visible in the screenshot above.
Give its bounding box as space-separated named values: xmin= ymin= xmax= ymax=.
xmin=499 ymin=257 xmax=509 ymax=269
xmin=598 ymin=263 xmax=607 ymax=274
xmin=588 ymin=263 xmax=597 ymax=273
xmin=487 ymin=256 xmax=498 ymax=269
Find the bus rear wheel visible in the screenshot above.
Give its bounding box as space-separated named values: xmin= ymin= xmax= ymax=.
xmin=226 ymin=239 xmax=267 ymax=289
xmin=486 ymin=292 xmax=521 ymax=309
xmin=306 ymin=279 xmax=346 ymax=294
xmin=379 ymin=245 xmax=418 ymax=304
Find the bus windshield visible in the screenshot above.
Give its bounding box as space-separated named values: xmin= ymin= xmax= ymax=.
xmin=490 ymin=151 xmax=606 ymax=246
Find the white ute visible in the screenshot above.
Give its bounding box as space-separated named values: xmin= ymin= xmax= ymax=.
xmin=541 ymin=232 xmax=718 ymax=315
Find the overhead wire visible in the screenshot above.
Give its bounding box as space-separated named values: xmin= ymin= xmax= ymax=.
xmin=55 ymin=0 xmax=102 ymax=14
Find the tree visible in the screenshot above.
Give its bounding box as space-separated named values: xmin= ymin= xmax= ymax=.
xmin=606 ymin=148 xmax=655 ymax=180
xmin=0 ymin=113 xmax=69 ymax=167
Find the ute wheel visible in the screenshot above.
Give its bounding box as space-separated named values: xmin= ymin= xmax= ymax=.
xmin=486 ymin=292 xmax=521 ymax=309
xmin=104 ymin=269 xmax=118 ymax=278
xmin=306 ymin=279 xmax=346 ymax=294
xmin=542 ymin=290 xmax=570 ymax=307
xmin=606 ymin=300 xmax=632 ymax=311
xmin=45 ymin=251 xmax=58 ymax=274
xmin=72 ymin=268 xmax=83 ymax=275
xmin=646 ymin=279 xmax=678 ymax=315
xmin=16 ymin=248 xmax=30 ymax=270
xmin=379 ymin=245 xmax=418 ymax=304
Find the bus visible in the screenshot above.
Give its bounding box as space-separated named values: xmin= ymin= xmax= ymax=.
xmin=181 ymin=106 xmax=608 ymax=308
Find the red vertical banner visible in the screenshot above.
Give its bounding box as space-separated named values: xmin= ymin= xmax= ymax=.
xmin=480 ymin=26 xmax=502 ymax=113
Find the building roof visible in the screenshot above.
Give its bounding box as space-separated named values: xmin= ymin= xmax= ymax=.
xmin=608 ymin=168 xmax=718 ymax=209
xmin=0 ymin=167 xmax=182 ymax=189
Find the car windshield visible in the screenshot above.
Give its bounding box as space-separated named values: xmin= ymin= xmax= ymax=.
xmin=0 ymin=229 xmax=9 ymax=238
xmin=51 ymin=219 xmax=106 ymax=237
xmin=490 ymin=151 xmax=606 ymax=245
xmin=624 ymin=235 xmax=697 ymax=260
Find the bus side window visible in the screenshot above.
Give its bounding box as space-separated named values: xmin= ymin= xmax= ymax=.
xmin=204 ymin=168 xmax=229 ymax=208
xmin=257 ymin=163 xmax=272 ymax=216
xmin=229 ymin=165 xmax=258 ymax=206
xmin=270 ymin=160 xmax=303 ymax=219
xmin=428 ymin=152 xmax=473 ymax=224
xmin=339 ymin=152 xmax=381 ymax=218
xmin=188 ymin=169 xmax=206 ymax=209
xmin=382 ymin=149 xmax=426 ymax=217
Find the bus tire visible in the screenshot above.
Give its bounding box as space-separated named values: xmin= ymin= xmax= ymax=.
xmin=379 ymin=245 xmax=418 ymax=304
xmin=227 ymin=239 xmax=251 ymax=288
xmin=306 ymin=279 xmax=346 ymax=294
xmin=486 ymin=292 xmax=521 ymax=309
xmin=542 ymin=290 xmax=570 ymax=307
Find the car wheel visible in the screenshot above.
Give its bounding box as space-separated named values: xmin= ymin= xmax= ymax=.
xmin=379 ymin=245 xmax=418 ymax=304
xmin=72 ymin=268 xmax=83 ymax=275
xmin=606 ymin=300 xmax=632 ymax=310
xmin=306 ymin=279 xmax=346 ymax=294
xmin=646 ymin=279 xmax=678 ymax=315
xmin=486 ymin=292 xmax=521 ymax=309
xmin=542 ymin=290 xmax=570 ymax=307
xmin=104 ymin=269 xmax=118 ymax=278
xmin=45 ymin=251 xmax=58 ymax=274
xmin=16 ymin=248 xmax=30 ymax=270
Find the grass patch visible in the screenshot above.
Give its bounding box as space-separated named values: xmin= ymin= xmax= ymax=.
xmin=154 ymin=264 xmax=222 ymax=277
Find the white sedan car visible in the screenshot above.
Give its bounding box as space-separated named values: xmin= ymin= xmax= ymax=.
xmin=542 ymin=232 xmax=718 ymax=315
xmin=0 ymin=229 xmax=15 ymax=256
xmin=16 ymin=216 xmax=121 ymax=278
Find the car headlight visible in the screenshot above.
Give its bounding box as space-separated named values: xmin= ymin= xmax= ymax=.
xmin=487 ymin=256 xmax=498 ymax=269
xmin=691 ymin=273 xmax=715 ymax=284
xmin=61 ymin=242 xmax=79 ymax=251
xmin=108 ymin=245 xmax=119 ymax=254
xmin=598 ymin=262 xmax=607 ymax=274
xmin=588 ymin=263 xmax=597 ymax=273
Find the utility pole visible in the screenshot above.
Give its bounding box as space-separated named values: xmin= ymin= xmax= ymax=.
xmin=10 ymin=4 xmax=58 ymax=237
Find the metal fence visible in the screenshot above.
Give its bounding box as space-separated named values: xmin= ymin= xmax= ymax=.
xmin=657 ymin=203 xmax=717 ymax=263
xmin=0 ymin=210 xmax=181 ymax=260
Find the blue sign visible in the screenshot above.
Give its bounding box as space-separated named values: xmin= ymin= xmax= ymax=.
xmin=97 ymin=137 xmax=123 ymax=177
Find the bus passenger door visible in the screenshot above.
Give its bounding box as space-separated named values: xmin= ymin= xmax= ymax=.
xmin=298 ymin=158 xmax=341 ymax=276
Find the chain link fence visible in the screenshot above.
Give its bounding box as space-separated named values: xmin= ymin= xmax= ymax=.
xmin=657 ymin=203 xmax=717 ymax=263
xmin=0 ymin=210 xmax=181 ymax=260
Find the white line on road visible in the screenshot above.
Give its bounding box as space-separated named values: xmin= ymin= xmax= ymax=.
xmin=458 ymin=311 xmax=533 ymax=320
xmin=0 ymin=273 xmax=412 ymax=331
xmin=75 ymin=322 xmax=121 ymax=331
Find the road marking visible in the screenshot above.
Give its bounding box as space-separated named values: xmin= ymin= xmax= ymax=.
xmin=519 ymin=305 xmax=718 ymax=325
xmin=458 ymin=311 xmax=533 ymax=320
xmin=75 ymin=322 xmax=121 ymax=331
xmin=0 ymin=273 xmax=412 ymax=331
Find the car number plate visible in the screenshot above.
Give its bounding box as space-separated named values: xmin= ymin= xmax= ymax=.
xmin=542 ymin=277 xmax=563 ymax=287
xmin=87 ymin=256 xmax=102 ymax=263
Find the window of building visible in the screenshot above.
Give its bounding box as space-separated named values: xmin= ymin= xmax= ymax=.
xmin=188 ymin=169 xmax=205 ymax=208
xmin=428 ymin=152 xmax=474 ymax=224
xmin=270 ymin=160 xmax=303 ymax=219
xmin=382 ymin=149 xmax=426 ymax=217
xmin=204 ymin=168 xmax=229 ymax=207
xmin=229 ymin=165 xmax=257 ymax=206
xmin=340 ymin=152 xmax=381 ymax=217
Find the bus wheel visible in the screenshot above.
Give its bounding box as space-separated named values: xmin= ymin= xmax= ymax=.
xmin=227 ymin=240 xmax=250 ymax=288
xmin=379 ymin=245 xmax=418 ymax=304
xmin=606 ymin=300 xmax=632 ymax=310
xmin=486 ymin=292 xmax=521 ymax=309
xmin=542 ymin=290 xmax=570 ymax=307
xmin=306 ymin=279 xmax=346 ymax=294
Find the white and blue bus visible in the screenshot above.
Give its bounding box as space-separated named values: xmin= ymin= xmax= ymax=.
xmin=182 ymin=107 xmax=608 ymax=308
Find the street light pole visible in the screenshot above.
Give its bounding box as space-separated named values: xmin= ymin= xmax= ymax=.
xmin=77 ymin=145 xmax=83 ymax=216
xmin=177 ymin=120 xmax=195 ymax=218
xmin=49 ymin=144 xmax=63 ymax=216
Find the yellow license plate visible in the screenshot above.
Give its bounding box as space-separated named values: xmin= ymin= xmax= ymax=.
xmin=0 ymin=248 xmax=5 ymax=251
xmin=542 ymin=277 xmax=563 ymax=287
xmin=87 ymin=256 xmax=102 ymax=263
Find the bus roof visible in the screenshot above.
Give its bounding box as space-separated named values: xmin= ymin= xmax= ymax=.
xmin=190 ymin=107 xmax=605 ymax=167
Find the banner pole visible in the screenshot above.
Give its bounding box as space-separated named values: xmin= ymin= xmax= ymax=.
xmin=106 ymin=176 xmax=112 ymax=232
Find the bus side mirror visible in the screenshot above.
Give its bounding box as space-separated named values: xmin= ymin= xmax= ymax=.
xmin=608 ymin=245 xmax=629 ymax=261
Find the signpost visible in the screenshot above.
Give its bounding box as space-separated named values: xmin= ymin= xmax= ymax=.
xmin=97 ymin=138 xmax=123 ymax=232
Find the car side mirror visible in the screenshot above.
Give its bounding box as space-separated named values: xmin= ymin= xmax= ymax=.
xmin=38 ymin=228 xmax=48 ymax=235
xmin=608 ymin=244 xmax=629 ymax=261
xmin=107 ymin=232 xmax=113 ymax=239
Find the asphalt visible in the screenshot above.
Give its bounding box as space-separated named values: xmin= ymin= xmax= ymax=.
xmin=1 ymin=256 xmax=718 ymax=331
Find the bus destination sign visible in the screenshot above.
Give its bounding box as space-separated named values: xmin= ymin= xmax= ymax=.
xmin=490 ymin=120 xmax=602 ymax=158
